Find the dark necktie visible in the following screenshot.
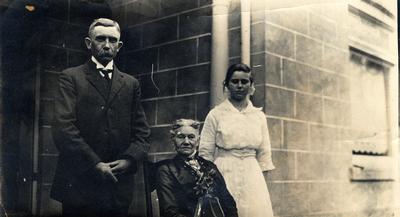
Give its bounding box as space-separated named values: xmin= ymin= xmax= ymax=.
xmin=100 ymin=69 xmax=112 ymax=88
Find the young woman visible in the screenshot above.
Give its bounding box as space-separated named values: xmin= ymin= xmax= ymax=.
xmin=199 ymin=63 xmax=275 ymax=217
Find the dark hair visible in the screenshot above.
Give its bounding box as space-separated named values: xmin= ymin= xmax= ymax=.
xmin=88 ymin=18 xmax=121 ymax=37
xmin=223 ymin=63 xmax=253 ymax=87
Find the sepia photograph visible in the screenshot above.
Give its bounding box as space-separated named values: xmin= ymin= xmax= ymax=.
xmin=0 ymin=0 xmax=398 ymax=216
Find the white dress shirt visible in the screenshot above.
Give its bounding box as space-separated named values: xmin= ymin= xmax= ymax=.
xmin=91 ymin=56 xmax=113 ymax=79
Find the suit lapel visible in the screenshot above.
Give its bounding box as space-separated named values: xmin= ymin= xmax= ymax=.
xmin=84 ymin=61 xmax=109 ymax=101
xmin=107 ymin=66 xmax=125 ymax=105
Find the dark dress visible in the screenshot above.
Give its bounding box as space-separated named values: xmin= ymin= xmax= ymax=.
xmin=156 ymin=155 xmax=238 ymax=217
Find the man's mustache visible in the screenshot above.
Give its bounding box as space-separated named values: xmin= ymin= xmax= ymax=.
xmin=99 ymin=51 xmax=113 ymax=56
xmin=180 ymin=143 xmax=193 ymax=147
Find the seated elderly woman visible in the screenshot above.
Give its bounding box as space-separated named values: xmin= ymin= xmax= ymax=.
xmin=155 ymin=119 xmax=238 ymax=217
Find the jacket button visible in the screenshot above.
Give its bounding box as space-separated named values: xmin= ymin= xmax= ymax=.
xmin=100 ymin=106 xmax=105 ymax=110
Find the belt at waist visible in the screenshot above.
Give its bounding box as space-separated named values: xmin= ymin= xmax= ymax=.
xmin=216 ymin=147 xmax=256 ymax=158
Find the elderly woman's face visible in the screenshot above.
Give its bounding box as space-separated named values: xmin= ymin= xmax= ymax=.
xmin=173 ymin=125 xmax=199 ymax=156
xmin=227 ymin=70 xmax=252 ymax=101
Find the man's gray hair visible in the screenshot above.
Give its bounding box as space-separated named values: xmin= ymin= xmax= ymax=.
xmin=88 ymin=18 xmax=121 ymax=36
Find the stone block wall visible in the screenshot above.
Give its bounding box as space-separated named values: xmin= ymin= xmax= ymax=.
xmin=108 ymin=0 xmax=398 ymax=216
xmin=255 ymin=1 xmax=397 ymax=217
xmin=109 ymin=0 xmax=213 ymax=162
xmin=110 ymin=1 xmax=213 ymax=215
xmin=37 ymin=1 xmax=111 ymax=215
xmin=30 ymin=0 xmax=214 ymax=215
xmin=0 ymin=0 xmax=397 ymax=216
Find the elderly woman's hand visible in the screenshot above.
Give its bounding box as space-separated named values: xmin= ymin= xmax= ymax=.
xmin=263 ymin=171 xmax=270 ymax=180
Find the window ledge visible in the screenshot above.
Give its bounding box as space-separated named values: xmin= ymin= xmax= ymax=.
xmin=351 ymin=155 xmax=394 ymax=181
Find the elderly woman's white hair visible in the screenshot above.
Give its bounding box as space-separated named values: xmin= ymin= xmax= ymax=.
xmin=170 ymin=119 xmax=201 ymax=136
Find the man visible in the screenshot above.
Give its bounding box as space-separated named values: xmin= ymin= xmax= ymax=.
xmin=155 ymin=119 xmax=238 ymax=217
xmin=51 ymin=18 xmax=150 ymax=217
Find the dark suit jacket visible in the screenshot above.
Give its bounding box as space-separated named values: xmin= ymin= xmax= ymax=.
xmin=50 ymin=60 xmax=150 ymax=204
xmin=156 ymin=155 xmax=238 ymax=217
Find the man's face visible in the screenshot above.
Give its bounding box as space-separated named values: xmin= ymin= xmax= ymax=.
xmin=85 ymin=25 xmax=122 ymax=65
xmin=173 ymin=125 xmax=199 ymax=157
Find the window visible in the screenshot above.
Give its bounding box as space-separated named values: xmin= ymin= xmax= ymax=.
xmin=349 ymin=50 xmax=390 ymax=155
xmin=348 ymin=49 xmax=394 ymax=181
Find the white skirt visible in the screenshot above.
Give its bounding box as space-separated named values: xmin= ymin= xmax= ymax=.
xmin=214 ymin=153 xmax=274 ymax=217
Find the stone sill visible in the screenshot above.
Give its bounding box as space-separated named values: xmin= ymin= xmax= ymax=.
xmin=351 ymin=155 xmax=394 ymax=181
xmin=349 ymin=41 xmax=396 ymax=65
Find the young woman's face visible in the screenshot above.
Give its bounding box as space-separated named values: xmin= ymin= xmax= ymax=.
xmin=227 ymin=71 xmax=252 ymax=101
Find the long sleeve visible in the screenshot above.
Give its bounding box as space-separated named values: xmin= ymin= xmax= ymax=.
xmin=156 ymin=165 xmax=187 ymax=217
xmin=123 ymin=80 xmax=151 ymax=161
xmin=199 ymin=111 xmax=218 ymax=162
xmin=256 ymin=114 xmax=275 ymax=171
xmin=52 ymin=72 xmax=101 ymax=174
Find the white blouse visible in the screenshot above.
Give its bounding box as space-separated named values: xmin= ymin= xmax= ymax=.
xmin=199 ymin=99 xmax=275 ymax=171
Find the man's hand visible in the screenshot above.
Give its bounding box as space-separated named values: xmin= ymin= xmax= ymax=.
xmin=94 ymin=162 xmax=118 ymax=183
xmin=108 ymin=159 xmax=132 ymax=175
